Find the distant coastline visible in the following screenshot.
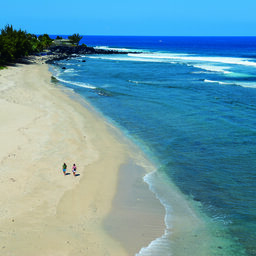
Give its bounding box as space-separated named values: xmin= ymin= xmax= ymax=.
xmin=0 ymin=25 xmax=139 ymax=67
xmin=45 ymin=45 xmax=140 ymax=63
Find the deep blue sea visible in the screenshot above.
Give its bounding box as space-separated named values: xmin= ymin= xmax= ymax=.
xmin=50 ymin=36 xmax=256 ymax=256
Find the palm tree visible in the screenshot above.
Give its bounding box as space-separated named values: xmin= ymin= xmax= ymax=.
xmin=68 ymin=33 xmax=83 ymax=46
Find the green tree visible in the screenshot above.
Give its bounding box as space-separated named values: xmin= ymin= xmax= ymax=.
xmin=38 ymin=34 xmax=53 ymax=49
xmin=1 ymin=25 xmax=41 ymax=61
xmin=68 ymin=33 xmax=83 ymax=46
xmin=27 ymin=33 xmax=41 ymax=52
xmin=0 ymin=34 xmax=4 ymax=65
xmin=0 ymin=25 xmax=53 ymax=65
xmin=13 ymin=29 xmax=34 ymax=58
xmin=0 ymin=25 xmax=17 ymax=62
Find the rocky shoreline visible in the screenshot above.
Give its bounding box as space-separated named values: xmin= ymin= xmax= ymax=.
xmin=45 ymin=45 xmax=139 ymax=63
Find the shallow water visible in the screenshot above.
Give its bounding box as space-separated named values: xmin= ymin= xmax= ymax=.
xmin=51 ymin=36 xmax=256 ymax=255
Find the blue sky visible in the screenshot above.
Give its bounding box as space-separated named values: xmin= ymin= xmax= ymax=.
xmin=1 ymin=0 xmax=256 ymax=36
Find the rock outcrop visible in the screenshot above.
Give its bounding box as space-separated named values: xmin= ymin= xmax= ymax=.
xmin=46 ymin=45 xmax=139 ymax=63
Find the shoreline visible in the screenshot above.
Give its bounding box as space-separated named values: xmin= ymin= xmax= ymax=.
xmin=47 ymin=58 xmax=227 ymax=256
xmin=0 ymin=59 xmax=166 ymax=255
xmin=104 ymin=159 xmax=165 ymax=255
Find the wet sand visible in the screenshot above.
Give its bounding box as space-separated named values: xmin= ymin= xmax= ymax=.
xmin=104 ymin=159 xmax=165 ymax=255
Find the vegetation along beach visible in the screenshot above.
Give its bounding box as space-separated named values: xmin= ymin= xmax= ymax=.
xmin=1 ymin=1 xmax=256 ymax=255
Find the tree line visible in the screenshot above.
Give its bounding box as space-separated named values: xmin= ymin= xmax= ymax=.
xmin=0 ymin=25 xmax=83 ymax=65
xmin=0 ymin=25 xmax=53 ymax=65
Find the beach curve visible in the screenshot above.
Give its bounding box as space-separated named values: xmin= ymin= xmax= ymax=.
xmin=0 ymin=59 xmax=166 ymax=256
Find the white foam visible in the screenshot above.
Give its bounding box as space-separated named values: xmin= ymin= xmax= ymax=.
xmin=144 ymin=172 xmax=173 ymax=230
xmin=94 ymin=45 xmax=142 ymax=52
xmin=236 ymin=82 xmax=256 ymax=88
xmin=49 ymin=66 xmax=61 ymax=77
xmin=203 ymin=79 xmax=256 ymax=88
xmin=63 ymin=68 xmax=77 ymax=73
xmin=89 ymin=52 xmax=256 ymax=73
xmin=55 ymin=77 xmax=96 ymax=89
xmin=193 ymin=64 xmax=231 ymax=74
xmin=128 ymin=80 xmax=140 ymax=84
xmin=135 ymin=171 xmax=173 ymax=256
xmin=136 ymin=232 xmax=172 ymax=256
xmin=87 ymin=55 xmax=177 ymax=64
xmin=128 ymin=53 xmax=256 ymax=67
xmin=128 ymin=52 xmax=191 ymax=59
xmin=204 ymin=79 xmax=235 ymax=85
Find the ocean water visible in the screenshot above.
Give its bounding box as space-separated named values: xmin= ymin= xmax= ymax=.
xmin=50 ymin=36 xmax=256 ymax=256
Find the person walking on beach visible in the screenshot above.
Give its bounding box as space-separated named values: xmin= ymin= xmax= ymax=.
xmin=72 ymin=164 xmax=77 ymax=176
xmin=62 ymin=163 xmax=67 ymax=175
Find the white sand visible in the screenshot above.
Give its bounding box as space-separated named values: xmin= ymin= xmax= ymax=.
xmin=0 ymin=62 xmax=166 ymax=256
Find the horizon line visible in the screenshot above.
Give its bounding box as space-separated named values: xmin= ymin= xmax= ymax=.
xmin=47 ymin=34 xmax=256 ymax=37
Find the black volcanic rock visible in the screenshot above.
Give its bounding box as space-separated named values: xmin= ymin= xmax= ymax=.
xmin=50 ymin=45 xmax=136 ymax=55
xmin=46 ymin=45 xmax=140 ymax=63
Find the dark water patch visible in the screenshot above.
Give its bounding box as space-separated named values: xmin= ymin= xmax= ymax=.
xmin=167 ymin=85 xmax=192 ymax=90
xmin=95 ymin=88 xmax=114 ymax=97
xmin=223 ymin=76 xmax=256 ymax=82
xmin=94 ymin=88 xmax=133 ymax=98
xmin=241 ymin=54 xmax=256 ymax=58
xmin=51 ymin=76 xmax=58 ymax=83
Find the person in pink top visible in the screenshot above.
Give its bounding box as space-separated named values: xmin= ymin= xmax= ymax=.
xmin=72 ymin=164 xmax=77 ymax=176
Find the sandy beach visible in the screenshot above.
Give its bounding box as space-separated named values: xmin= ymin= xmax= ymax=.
xmin=0 ymin=59 xmax=166 ymax=256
